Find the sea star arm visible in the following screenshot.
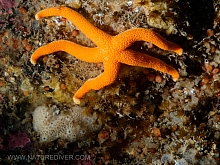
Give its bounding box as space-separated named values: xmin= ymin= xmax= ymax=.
xmin=35 ymin=6 xmax=112 ymax=47
xmin=30 ymin=40 xmax=101 ymax=65
xmin=73 ymin=61 xmax=121 ymax=104
xmin=32 ymin=7 xmax=183 ymax=104
xmin=119 ymin=50 xmax=180 ymax=81
xmin=113 ymin=28 xmax=183 ymax=55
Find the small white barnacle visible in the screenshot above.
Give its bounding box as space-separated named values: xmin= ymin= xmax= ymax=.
xmin=41 ymin=135 xmax=48 ymax=141
xmin=80 ymin=130 xmax=86 ymax=134
xmin=72 ymin=134 xmax=76 ymax=138
xmin=127 ymin=0 xmax=133 ymax=6
xmin=204 ymin=59 xmax=209 ymax=64
xmin=50 ymin=121 xmax=55 ymax=126
xmin=66 ymin=128 xmax=72 ymax=134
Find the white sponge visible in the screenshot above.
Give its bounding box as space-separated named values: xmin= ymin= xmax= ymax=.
xmin=32 ymin=105 xmax=101 ymax=142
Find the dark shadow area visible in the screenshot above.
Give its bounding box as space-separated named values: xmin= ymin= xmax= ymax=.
xmin=178 ymin=0 xmax=214 ymax=41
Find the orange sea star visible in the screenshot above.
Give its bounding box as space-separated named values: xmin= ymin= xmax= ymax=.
xmin=30 ymin=6 xmax=183 ymax=104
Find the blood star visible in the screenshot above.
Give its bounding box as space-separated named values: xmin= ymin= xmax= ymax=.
xmin=31 ymin=6 xmax=183 ymax=104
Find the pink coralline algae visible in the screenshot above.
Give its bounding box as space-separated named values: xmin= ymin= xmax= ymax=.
xmin=0 ymin=0 xmax=16 ymax=9
xmin=8 ymin=131 xmax=31 ymax=149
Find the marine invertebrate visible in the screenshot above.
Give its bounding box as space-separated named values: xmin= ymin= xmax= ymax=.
xmin=30 ymin=6 xmax=183 ymax=104
xmin=32 ymin=105 xmax=101 ymax=142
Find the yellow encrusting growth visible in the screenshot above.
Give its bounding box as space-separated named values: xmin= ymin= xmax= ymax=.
xmin=31 ymin=6 xmax=183 ymax=104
